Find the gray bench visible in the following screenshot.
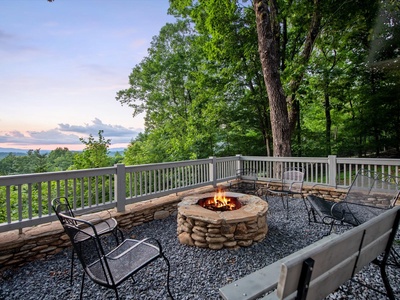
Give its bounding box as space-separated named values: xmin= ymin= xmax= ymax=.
xmin=219 ymin=205 xmax=400 ymax=300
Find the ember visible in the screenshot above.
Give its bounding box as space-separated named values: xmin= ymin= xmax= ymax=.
xmin=197 ymin=189 xmax=242 ymax=211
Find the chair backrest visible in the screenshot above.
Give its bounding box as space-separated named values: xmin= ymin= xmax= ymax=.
xmin=60 ymin=213 xmax=114 ymax=286
xmin=52 ymin=197 xmax=78 ymax=226
xmin=236 ymin=168 xmax=257 ymax=181
xmin=282 ymin=169 xmax=304 ymax=193
xmin=346 ymin=169 xmax=400 ymax=208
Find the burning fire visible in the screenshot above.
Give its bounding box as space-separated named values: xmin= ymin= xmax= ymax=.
xmin=198 ymin=189 xmax=241 ymax=211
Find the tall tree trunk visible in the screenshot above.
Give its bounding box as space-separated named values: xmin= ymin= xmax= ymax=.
xmin=287 ymin=0 xmax=321 ymax=134
xmin=324 ymin=91 xmax=332 ymax=155
xmin=254 ymin=0 xmax=291 ymax=157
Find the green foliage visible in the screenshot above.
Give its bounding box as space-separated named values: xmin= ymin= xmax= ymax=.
xmin=47 ymin=147 xmax=74 ymax=171
xmin=292 ymin=0 xmax=400 ymax=157
xmin=72 ymin=130 xmax=112 ymax=169
xmin=0 ymin=150 xmax=48 ymax=174
xmin=169 ymin=0 xmax=400 ymax=158
xmin=0 ymin=133 xmax=120 ymax=175
xmin=117 ymin=8 xmax=271 ymax=163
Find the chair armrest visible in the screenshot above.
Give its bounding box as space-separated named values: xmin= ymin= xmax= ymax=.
xmin=106 ymin=238 xmax=159 ymax=260
xmin=76 ymin=208 xmax=113 ymax=225
xmin=306 ymin=195 xmax=336 ymax=217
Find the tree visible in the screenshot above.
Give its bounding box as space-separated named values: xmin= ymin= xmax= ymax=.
xmin=169 ymin=0 xmax=325 ymax=156
xmin=27 ymin=149 xmax=48 ymax=173
xmin=47 ymin=147 xmax=74 ymax=171
xmin=167 ymin=1 xmax=273 ymax=157
xmin=0 ymin=153 xmax=19 ymax=175
xmin=73 ymin=130 xmax=112 ymax=169
xmin=117 ymin=18 xmax=269 ymax=162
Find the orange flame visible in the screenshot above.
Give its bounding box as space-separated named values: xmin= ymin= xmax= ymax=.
xmin=198 ymin=189 xmax=241 ymax=211
xmin=213 ymin=189 xmax=231 ymax=208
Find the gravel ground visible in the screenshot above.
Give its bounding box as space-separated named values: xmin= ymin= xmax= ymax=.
xmin=0 ymin=197 xmax=399 ymax=300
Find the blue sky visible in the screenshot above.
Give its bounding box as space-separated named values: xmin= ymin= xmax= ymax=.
xmin=0 ymin=0 xmax=175 ymax=150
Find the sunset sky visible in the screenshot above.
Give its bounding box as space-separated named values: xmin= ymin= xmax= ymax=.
xmin=0 ymin=0 xmax=175 ymax=151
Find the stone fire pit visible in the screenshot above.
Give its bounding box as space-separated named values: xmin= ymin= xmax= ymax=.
xmin=177 ymin=192 xmax=269 ymax=249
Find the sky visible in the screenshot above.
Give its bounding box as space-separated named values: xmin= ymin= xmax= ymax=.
xmin=0 ymin=0 xmax=175 ymax=151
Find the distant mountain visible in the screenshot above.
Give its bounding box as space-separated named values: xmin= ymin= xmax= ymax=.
xmin=0 ymin=147 xmax=126 ymax=160
xmin=0 ymin=148 xmax=52 ymax=160
xmin=109 ymin=147 xmax=126 ymax=153
xmin=0 ymin=147 xmax=31 ymax=153
xmin=0 ymin=147 xmax=126 ymax=153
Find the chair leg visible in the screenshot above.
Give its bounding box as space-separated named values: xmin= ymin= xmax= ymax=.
xmin=379 ymin=263 xmax=396 ymax=300
xmin=390 ymin=247 xmax=400 ymax=267
xmin=117 ymin=228 xmax=124 ymax=243
xmin=327 ymin=220 xmax=335 ymax=236
xmin=114 ymin=288 xmax=119 ymax=300
xmin=280 ymin=194 xmax=286 ymax=209
xmin=281 ymin=194 xmax=289 ymax=219
xmin=286 ymin=196 xmax=290 ymax=219
xmin=162 ymin=253 xmax=174 ymax=300
xmin=112 ymin=228 xmax=122 ymax=246
xmin=80 ymin=273 xmax=85 ymax=300
xmin=70 ymin=248 xmax=75 ymax=285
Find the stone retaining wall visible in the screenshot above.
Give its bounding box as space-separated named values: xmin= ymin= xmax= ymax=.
xmin=0 ymin=183 xmax=347 ymax=274
xmin=0 ymin=186 xmax=215 ymax=274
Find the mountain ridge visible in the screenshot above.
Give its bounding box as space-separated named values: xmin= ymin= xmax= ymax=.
xmin=0 ymin=147 xmax=126 ymax=153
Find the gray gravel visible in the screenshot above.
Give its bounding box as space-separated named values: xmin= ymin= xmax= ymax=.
xmin=0 ymin=197 xmax=399 ymax=300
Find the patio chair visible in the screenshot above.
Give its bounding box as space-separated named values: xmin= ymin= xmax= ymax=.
xmin=304 ymin=169 xmax=400 ymax=234
xmin=260 ymin=168 xmax=305 ymax=217
xmin=229 ymin=168 xmax=258 ymax=194
xmin=52 ymin=197 xmax=123 ymax=284
xmin=60 ymin=213 xmax=173 ymax=300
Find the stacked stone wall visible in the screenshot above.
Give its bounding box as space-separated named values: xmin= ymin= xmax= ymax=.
xmin=0 ymin=186 xmax=215 ymax=274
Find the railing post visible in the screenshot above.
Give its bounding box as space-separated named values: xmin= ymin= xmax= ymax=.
xmin=114 ymin=163 xmax=126 ymax=212
xmin=236 ymin=154 xmax=242 ymax=172
xmin=209 ymin=156 xmax=217 ymax=187
xmin=328 ymin=155 xmax=337 ymax=187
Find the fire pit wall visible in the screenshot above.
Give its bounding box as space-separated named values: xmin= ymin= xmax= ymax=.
xmin=177 ymin=192 xmax=269 ymax=250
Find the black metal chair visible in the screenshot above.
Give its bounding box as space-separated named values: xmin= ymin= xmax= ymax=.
xmin=229 ymin=168 xmax=258 ymax=194
xmin=52 ymin=197 xmax=123 ymax=284
xmin=60 ymin=213 xmax=173 ymax=299
xmin=304 ymin=169 xmax=400 ymax=234
xmin=261 ymin=168 xmax=305 ymax=217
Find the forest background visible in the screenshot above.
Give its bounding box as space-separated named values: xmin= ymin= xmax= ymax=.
xmin=1 ymin=0 xmax=399 ymax=176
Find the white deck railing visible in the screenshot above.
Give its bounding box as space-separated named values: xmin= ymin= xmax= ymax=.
xmin=1 ymin=155 xmax=399 ymax=232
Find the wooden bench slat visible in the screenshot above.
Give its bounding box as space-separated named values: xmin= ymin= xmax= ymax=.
xmin=220 ymin=206 xmax=400 ymax=300
xmin=218 ymin=234 xmax=338 ymax=300
xmin=278 ymin=228 xmax=365 ymax=299
xmin=303 ymin=253 xmax=360 ymax=300
xmin=278 ymin=207 xmax=399 ymax=300
xmin=355 ymin=230 xmax=391 ymax=273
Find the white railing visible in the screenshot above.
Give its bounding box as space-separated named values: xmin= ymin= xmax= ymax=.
xmin=1 ymin=155 xmax=399 ymax=232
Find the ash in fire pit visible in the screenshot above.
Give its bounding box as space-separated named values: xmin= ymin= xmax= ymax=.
xmin=177 ymin=191 xmax=268 ymax=249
